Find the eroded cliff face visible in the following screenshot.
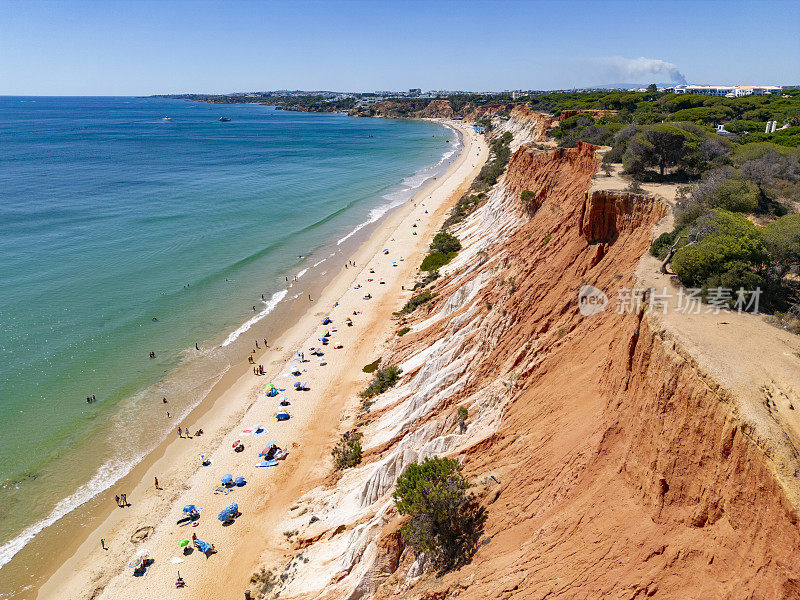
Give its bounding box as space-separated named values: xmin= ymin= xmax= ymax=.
xmin=251 ymin=129 xmax=800 ymax=600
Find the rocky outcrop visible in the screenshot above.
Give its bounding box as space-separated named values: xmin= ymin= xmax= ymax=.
xmin=251 ymin=123 xmax=800 ymax=600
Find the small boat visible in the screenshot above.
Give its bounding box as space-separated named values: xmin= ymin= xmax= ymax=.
xmin=218 ymin=117 xmax=231 ymax=122
xmin=162 ymin=116 xmax=170 ymax=121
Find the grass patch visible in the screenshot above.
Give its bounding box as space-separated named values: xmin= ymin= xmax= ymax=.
xmin=362 ymin=359 xmax=381 ymax=374
xmin=421 ymin=251 xmax=457 ymax=272
xmin=398 ymin=326 xmax=411 ymax=336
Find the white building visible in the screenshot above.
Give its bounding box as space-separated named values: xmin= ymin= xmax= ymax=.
xmin=673 ymin=84 xmax=781 ymax=97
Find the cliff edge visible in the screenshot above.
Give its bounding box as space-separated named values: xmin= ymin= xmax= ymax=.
xmin=247 ymin=115 xmax=800 ymax=600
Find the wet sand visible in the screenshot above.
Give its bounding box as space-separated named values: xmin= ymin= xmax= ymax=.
xmin=34 ymin=120 xmax=487 ymax=600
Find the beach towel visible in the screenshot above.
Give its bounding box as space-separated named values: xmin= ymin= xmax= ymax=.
xmin=256 ymin=460 xmax=279 ymax=468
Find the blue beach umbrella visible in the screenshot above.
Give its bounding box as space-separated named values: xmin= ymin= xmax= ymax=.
xmin=217 ymin=502 xmax=238 ymax=522
xmin=182 ymin=504 xmax=196 ymax=514
xmin=221 ymin=473 xmax=233 ymax=485
xmin=234 ymin=476 xmax=246 ymax=486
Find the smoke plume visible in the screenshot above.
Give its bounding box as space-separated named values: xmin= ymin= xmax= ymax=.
xmin=595 ymin=56 xmax=687 ymax=85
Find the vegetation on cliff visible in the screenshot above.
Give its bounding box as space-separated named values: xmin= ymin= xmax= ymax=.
xmin=360 ymin=365 xmax=402 ymax=398
xmin=393 ymin=457 xmax=484 ymax=570
xmin=651 ymin=142 xmax=800 ymax=308
xmin=332 ymin=431 xmax=363 ymax=470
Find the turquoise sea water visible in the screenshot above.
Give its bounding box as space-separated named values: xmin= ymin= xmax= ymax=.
xmin=0 ymin=96 xmax=455 ymax=569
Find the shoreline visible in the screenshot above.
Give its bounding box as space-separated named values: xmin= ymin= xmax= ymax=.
xmin=0 ymin=113 xmax=459 ymax=598
xmin=27 ymin=120 xmax=485 ymax=600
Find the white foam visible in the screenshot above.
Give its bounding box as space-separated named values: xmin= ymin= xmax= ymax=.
xmin=337 ymin=198 xmax=404 ymax=245
xmin=313 ymin=258 xmax=326 ymax=268
xmin=0 ymin=458 xmax=140 ymax=571
xmin=0 ymin=370 xmax=226 ymax=572
xmin=220 ymin=289 xmax=288 ymax=347
xmin=337 ymin=127 xmax=461 ymax=247
xmin=296 ymin=268 xmax=308 ymax=279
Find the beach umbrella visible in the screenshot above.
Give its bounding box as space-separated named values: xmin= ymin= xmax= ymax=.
xmin=232 ymin=440 xmax=241 ymax=448
xmin=254 ymin=425 xmax=264 ymax=434
xmin=218 ymin=502 xmax=238 ymax=522
xmin=293 ymin=381 xmax=302 ymax=389
xmin=259 ymin=442 xmax=277 ymax=456
xmin=178 ymin=538 xmax=190 ymax=548
xmin=275 ymin=411 xmax=290 ymax=421
xmin=182 ymin=504 xmax=196 ymax=514
xmin=221 ymin=473 xmax=233 ymax=485
xmin=234 ymin=476 xmax=246 ymax=486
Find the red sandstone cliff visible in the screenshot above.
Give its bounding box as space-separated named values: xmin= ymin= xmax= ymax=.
xmin=250 ymin=134 xmax=800 ymax=600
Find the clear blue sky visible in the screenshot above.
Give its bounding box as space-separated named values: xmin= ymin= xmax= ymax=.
xmin=1 ymin=0 xmax=798 ymax=95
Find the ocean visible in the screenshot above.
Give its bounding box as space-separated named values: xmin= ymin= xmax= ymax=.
xmin=0 ymin=96 xmax=457 ymax=578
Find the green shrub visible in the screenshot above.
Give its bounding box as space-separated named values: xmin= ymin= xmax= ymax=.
xmin=397 ymin=289 xmax=437 ymax=314
xmin=360 ymin=365 xmax=402 ymax=398
xmin=413 ymin=270 xmax=440 ymax=289
xmin=397 ymin=326 xmax=411 ymax=337
xmin=650 ymin=230 xmax=677 ymax=259
xmin=478 ymin=132 xmax=514 ymax=187
xmin=706 ymin=177 xmax=760 ymax=213
xmin=430 ymin=232 xmax=462 ymax=254
xmin=332 ymin=431 xmax=362 ymax=469
xmin=457 ymin=406 xmax=468 ymax=433
xmin=393 ymin=457 xmax=483 ymax=569
xmin=671 ymin=209 xmax=768 ymax=290
xmin=420 ymin=251 xmax=457 ymax=272
xmin=763 ymin=213 xmax=800 ymax=280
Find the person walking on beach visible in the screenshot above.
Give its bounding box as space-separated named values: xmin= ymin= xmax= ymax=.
xmin=115 ymin=494 xmax=120 ymax=507
xmin=177 ymin=426 xmax=183 ymax=438
xmin=154 ymin=477 xmax=160 ymax=489
xmin=121 ymin=493 xmax=127 ymax=507
xmin=101 ymin=538 xmax=106 ymax=550
xmin=163 ymin=397 xmax=168 ymax=404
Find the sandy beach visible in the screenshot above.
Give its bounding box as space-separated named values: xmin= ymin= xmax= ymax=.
xmin=34 ymin=119 xmax=487 ymax=600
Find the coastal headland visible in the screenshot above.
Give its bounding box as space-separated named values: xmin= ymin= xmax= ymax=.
xmin=20 ymin=95 xmax=800 ymax=600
